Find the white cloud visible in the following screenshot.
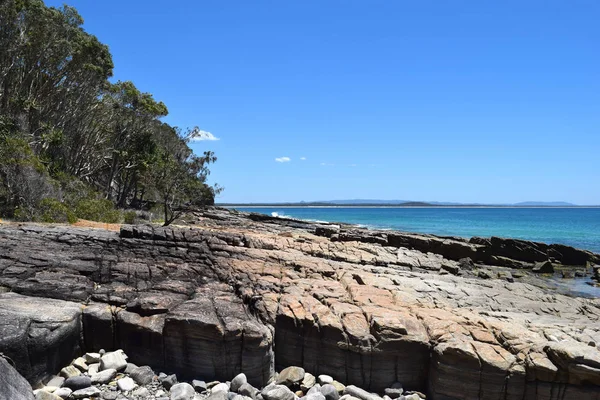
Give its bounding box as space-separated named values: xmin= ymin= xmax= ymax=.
xmin=275 ymin=157 xmax=291 ymax=163
xmin=320 ymin=162 xmax=335 ymax=166
xmin=189 ymin=128 xmax=220 ymax=141
xmin=300 ymin=157 xmax=307 ymax=160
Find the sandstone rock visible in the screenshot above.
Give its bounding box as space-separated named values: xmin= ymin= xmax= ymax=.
xmin=0 ymin=355 xmax=34 ymax=400
xmin=59 ymin=365 xmax=80 ymax=379
xmin=83 ymin=352 xmax=101 ymax=364
xmin=276 ymin=366 xmax=305 ymax=386
xmin=99 ymin=351 xmax=127 ymax=372
xmin=231 ymin=373 xmax=248 ymax=392
xmin=117 ymin=376 xmax=135 ymax=391
xmin=331 ymin=381 xmax=345 ymax=394
xmin=71 ymin=357 xmax=88 ymax=372
xmin=170 ymin=383 xmax=196 ymax=400
xmin=90 ymin=368 xmax=117 ymax=384
xmin=301 ymin=373 xmax=316 ymax=391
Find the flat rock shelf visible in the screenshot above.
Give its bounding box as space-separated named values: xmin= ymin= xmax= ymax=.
xmin=1 ymin=207 xmax=600 ymax=400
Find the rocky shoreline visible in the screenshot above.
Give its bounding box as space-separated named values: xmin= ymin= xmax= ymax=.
xmin=19 ymin=348 xmax=426 ymax=400
xmin=1 ymin=207 xmax=600 ymax=399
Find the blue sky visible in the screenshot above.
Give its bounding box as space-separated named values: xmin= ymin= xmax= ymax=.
xmin=46 ymin=0 xmax=600 ymax=204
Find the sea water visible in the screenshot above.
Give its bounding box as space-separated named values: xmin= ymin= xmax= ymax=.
xmin=234 ymin=207 xmax=600 ymax=254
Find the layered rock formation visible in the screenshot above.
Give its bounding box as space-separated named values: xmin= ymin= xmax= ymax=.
xmin=1 ymin=209 xmax=599 ymax=399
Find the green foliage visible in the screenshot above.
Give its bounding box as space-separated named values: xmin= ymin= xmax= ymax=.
xmin=123 ymin=211 xmax=137 ymax=225
xmin=75 ymin=199 xmax=121 ymax=223
xmin=39 ymin=198 xmax=77 ymax=223
xmin=0 ymin=0 xmax=219 ymax=222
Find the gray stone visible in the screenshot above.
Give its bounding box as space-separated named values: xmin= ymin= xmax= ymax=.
xmin=63 ymin=375 xmax=91 ymax=390
xmin=130 ymin=365 xmax=155 ymax=385
xmin=231 ymin=373 xmax=248 ymax=393
xmin=83 ymin=352 xmax=101 ymax=364
xmin=212 ymin=382 xmax=230 ymax=393
xmin=90 ymin=368 xmax=117 ymax=384
xmin=133 ymin=387 xmax=150 ymax=397
xmin=383 ymin=388 xmax=403 ymax=399
xmin=206 ymin=392 xmax=229 ymax=400
xmin=162 ymin=374 xmax=178 ymax=390
xmin=124 ymin=362 xmax=138 ymax=374
xmin=46 ymin=376 xmax=65 ymax=388
xmin=53 ymin=387 xmax=72 ymax=399
xmin=87 ymin=362 xmax=100 ymax=375
xmin=170 ymin=383 xmax=196 ymax=400
xmin=192 ymin=380 xmax=208 ymax=393
xmin=301 ymin=373 xmax=316 ymax=391
xmin=276 ymin=366 xmax=305 ymax=387
xmin=117 ymin=377 xmax=135 ymax=392
xmin=318 ymin=375 xmax=333 ymax=385
xmin=307 ymin=384 xmax=322 ymax=395
xmin=238 ymin=382 xmax=259 ymax=399
xmin=261 ymin=385 xmax=295 ymax=400
xmin=99 ymin=351 xmax=127 ymax=372
xmin=320 ymin=384 xmax=339 ymax=400
xmin=306 ymin=393 xmax=326 ymax=400
xmin=101 ymin=392 xmax=118 ymax=400
xmin=71 ymin=357 xmax=88 ymax=372
xmin=71 ymin=386 xmax=101 ymax=399
xmin=343 ymin=386 xmax=383 ymax=400
xmin=34 ymin=391 xmax=61 ymax=400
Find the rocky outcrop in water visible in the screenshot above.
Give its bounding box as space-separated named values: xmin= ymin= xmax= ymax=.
xmin=0 ymin=208 xmax=599 ymax=399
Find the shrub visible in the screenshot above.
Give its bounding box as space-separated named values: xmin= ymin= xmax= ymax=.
xmin=38 ymin=198 xmax=77 ymax=223
xmin=123 ymin=211 xmax=137 ymax=224
xmin=75 ymin=199 xmax=121 ymax=223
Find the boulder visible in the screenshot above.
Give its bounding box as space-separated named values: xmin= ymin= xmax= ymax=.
xmin=532 ymin=261 xmax=554 ymax=273
xmin=0 ymin=355 xmax=34 ymax=400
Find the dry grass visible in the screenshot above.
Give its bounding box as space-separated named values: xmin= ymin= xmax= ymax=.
xmin=72 ymin=219 xmax=121 ymax=231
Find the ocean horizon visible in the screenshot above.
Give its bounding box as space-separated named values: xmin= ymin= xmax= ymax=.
xmin=233 ymin=206 xmax=600 ymax=254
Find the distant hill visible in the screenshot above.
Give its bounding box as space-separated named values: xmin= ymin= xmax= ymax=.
xmin=219 ymin=199 xmax=581 ymax=207
xmin=513 ymin=201 xmax=575 ymax=206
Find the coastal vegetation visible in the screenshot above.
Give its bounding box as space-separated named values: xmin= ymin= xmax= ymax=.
xmin=0 ymin=0 xmax=218 ymax=225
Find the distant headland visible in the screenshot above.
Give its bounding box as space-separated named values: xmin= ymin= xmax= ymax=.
xmin=218 ymin=199 xmax=598 ymax=207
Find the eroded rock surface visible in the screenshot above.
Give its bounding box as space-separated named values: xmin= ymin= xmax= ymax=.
xmin=0 ymin=209 xmax=599 ymax=399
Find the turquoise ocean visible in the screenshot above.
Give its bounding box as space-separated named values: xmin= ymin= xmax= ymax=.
xmin=234 ymin=207 xmax=600 ymax=254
